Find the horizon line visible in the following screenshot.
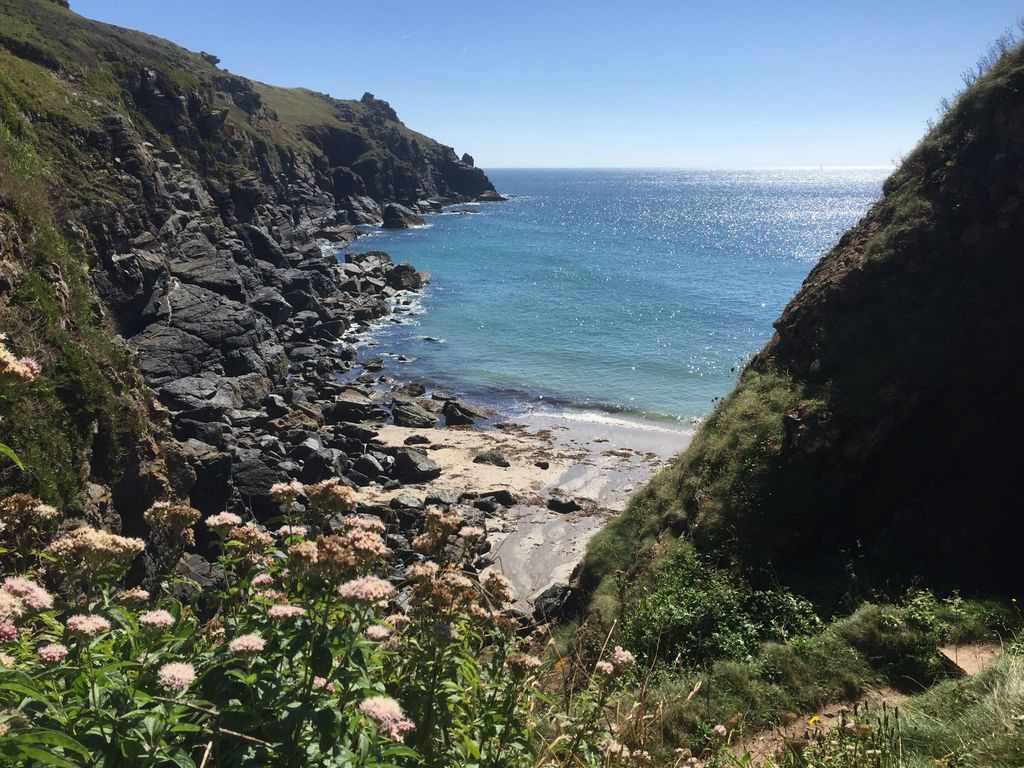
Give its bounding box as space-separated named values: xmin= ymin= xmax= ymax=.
xmin=477 ymin=164 xmax=896 ymax=171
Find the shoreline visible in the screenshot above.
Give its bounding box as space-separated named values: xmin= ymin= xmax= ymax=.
xmin=336 ymin=228 xmax=693 ymax=613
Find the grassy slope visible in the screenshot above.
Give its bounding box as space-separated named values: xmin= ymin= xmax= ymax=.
xmin=582 ymin=41 xmax=1024 ymax=611
xmin=0 ymin=0 xmax=433 ymax=154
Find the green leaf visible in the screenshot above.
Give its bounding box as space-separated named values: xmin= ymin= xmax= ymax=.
xmin=12 ymin=729 xmax=91 ymax=757
xmin=0 ymin=442 xmax=23 ymax=470
xmin=2 ymin=743 xmax=81 ymax=768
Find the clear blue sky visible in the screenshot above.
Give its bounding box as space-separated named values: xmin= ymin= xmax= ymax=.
xmin=73 ymin=0 xmax=1023 ymax=168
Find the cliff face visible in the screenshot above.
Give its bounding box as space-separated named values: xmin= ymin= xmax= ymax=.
xmin=0 ymin=0 xmax=496 ymax=530
xmin=584 ymin=43 xmax=1024 ymax=602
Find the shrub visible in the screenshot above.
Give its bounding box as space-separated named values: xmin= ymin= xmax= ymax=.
xmin=0 ymin=486 xmax=645 ymax=767
xmin=620 ymin=544 xmax=820 ymax=665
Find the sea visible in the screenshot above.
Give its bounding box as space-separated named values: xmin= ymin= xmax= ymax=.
xmin=346 ymin=168 xmax=888 ymax=427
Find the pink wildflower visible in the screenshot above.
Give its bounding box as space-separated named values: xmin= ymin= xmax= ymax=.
xmin=595 ymin=661 xmax=614 ymax=677
xmin=18 ymin=358 xmax=40 ymax=376
xmin=138 ymin=610 xmax=175 ymax=630
xmin=2 ymin=577 xmax=53 ymax=611
xmin=0 ymin=620 xmax=16 ymax=643
xmin=270 ymin=480 xmax=304 ymax=498
xmin=267 ymin=605 xmax=306 ymax=620
xmin=205 ymin=512 xmax=242 ymax=532
xmin=611 ymin=645 xmax=636 ymax=672
xmin=366 ymin=625 xmax=391 ymax=642
xmin=66 ymin=614 xmax=111 ymax=637
xmin=313 ymin=675 xmax=336 ymax=694
xmin=36 ymin=643 xmax=68 ymax=664
xmin=251 ymin=573 xmax=275 ymax=589
xmin=359 ymin=695 xmax=415 ymax=742
xmin=338 ymin=576 xmax=394 ymax=604
xmin=228 ymin=632 xmax=265 ymax=656
xmin=157 ymin=662 xmax=196 ymax=693
xmin=114 ymin=587 xmax=150 ymax=605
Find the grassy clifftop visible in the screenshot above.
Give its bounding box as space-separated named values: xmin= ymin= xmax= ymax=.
xmin=583 ymin=41 xmax=1024 ymax=609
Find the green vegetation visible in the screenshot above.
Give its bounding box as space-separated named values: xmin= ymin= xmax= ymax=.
xmin=0 ymin=486 xmax=652 ymax=767
xmin=0 ymin=116 xmax=152 ymax=510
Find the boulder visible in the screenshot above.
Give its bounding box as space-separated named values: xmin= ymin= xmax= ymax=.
xmin=327 ymin=388 xmax=375 ymax=422
xmin=392 ymin=399 xmax=438 ymax=429
xmin=385 ymin=262 xmax=424 ymax=291
xmin=250 ymin=287 xmax=292 ymax=325
xmin=393 ymin=448 xmax=442 ymax=483
xmin=443 ymin=399 xmax=481 ymax=427
xmin=547 ymin=497 xmax=581 ymax=514
xmin=381 ymin=203 xmax=425 ymax=229
xmin=480 ymin=489 xmax=517 ymax=507
xmin=473 ymin=450 xmax=510 ymax=468
xmin=532 ymin=582 xmax=571 ymax=622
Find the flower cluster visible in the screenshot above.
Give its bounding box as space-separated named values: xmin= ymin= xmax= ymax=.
xmin=144 ymin=501 xmax=201 ymax=546
xmin=36 ymin=643 xmax=68 ymax=664
xmin=114 ymin=587 xmax=150 ymax=605
xmin=228 ymin=632 xmax=266 ymax=656
xmin=359 ymin=696 xmax=415 ymax=742
xmin=205 ymin=512 xmax=243 ymax=533
xmin=304 ymin=478 xmax=357 ymax=520
xmin=0 ymin=592 xmax=24 ymax=620
xmin=338 ymin=575 xmax=394 ymax=604
xmin=506 ymin=652 xmax=543 ymax=678
xmin=0 ymin=335 xmax=40 ymax=383
xmin=276 ymin=524 xmax=308 ymax=539
xmin=65 ymin=614 xmax=111 ymax=637
xmin=44 ymin=526 xmax=145 ymax=584
xmin=2 ymin=577 xmax=52 ymax=611
xmin=286 ymin=529 xmax=388 ymax=584
xmin=267 ymin=604 xmax=305 ymax=620
xmin=226 ymin=523 xmax=275 ymax=569
xmin=412 ymin=506 xmax=463 ymax=555
xmin=157 ymin=662 xmax=196 ymax=693
xmin=138 ymin=610 xmax=175 ymax=630
xmin=270 ymin=480 xmax=304 ymax=505
xmin=0 ymin=494 xmax=58 ymax=552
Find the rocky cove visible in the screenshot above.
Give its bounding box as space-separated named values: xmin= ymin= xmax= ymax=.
xmin=129 ymin=194 xmax=692 ymax=618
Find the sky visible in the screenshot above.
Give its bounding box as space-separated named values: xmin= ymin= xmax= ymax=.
xmin=72 ymin=0 xmax=1024 ymax=168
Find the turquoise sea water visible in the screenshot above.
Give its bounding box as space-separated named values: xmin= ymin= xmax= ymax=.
xmin=349 ymin=168 xmax=888 ymax=425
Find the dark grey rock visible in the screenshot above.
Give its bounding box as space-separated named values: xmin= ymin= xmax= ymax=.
xmin=473 ymin=450 xmax=510 ymax=468
xmin=532 ymin=582 xmax=571 ymax=622
xmin=385 ymin=262 xmax=424 ymax=291
xmin=443 ymin=399 xmax=481 ymax=427
xmin=392 ymin=399 xmax=438 ymax=429
xmin=547 ymin=497 xmax=581 ymax=514
xmin=425 ymin=489 xmax=459 ymax=506
xmin=381 ymin=202 xmax=426 ymax=229
xmin=393 ymin=448 xmax=442 ymax=483
xmin=480 ymin=489 xmax=517 ymax=507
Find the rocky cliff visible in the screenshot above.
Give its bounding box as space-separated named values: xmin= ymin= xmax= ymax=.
xmin=584 ymin=41 xmax=1024 ymax=604
xmin=0 ymin=0 xmax=497 ymax=547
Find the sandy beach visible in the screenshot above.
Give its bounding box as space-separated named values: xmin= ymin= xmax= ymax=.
xmin=361 ymin=410 xmax=692 ymax=612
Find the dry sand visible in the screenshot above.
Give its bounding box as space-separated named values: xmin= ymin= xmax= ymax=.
xmin=363 ymin=411 xmax=692 ymax=611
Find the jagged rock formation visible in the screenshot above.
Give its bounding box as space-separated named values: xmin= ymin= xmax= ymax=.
xmin=0 ymin=0 xmax=498 ymax=535
xmin=584 ymin=42 xmax=1024 ymax=603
